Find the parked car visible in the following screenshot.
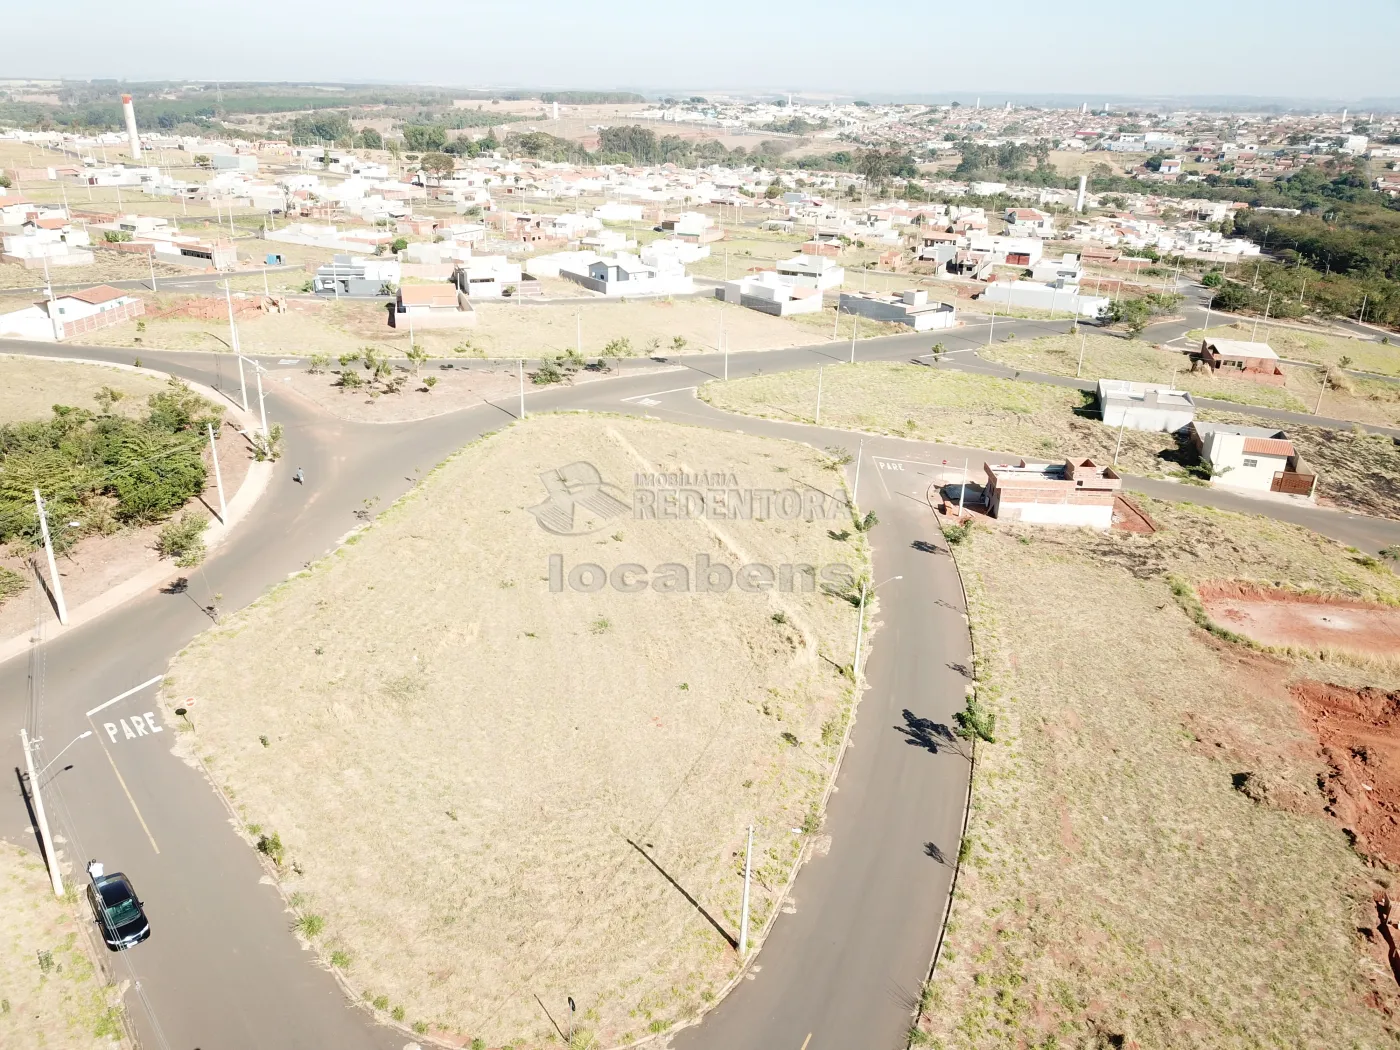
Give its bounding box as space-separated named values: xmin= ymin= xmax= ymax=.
xmin=88 ymin=871 xmax=151 ymax=950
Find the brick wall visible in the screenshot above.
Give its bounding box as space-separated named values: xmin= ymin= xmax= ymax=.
xmin=61 ymin=298 xmax=144 ymax=340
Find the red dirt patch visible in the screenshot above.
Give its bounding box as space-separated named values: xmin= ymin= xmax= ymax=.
xmin=1290 ymin=680 xmax=1400 ymax=864
xmin=1199 ymin=582 xmax=1400 ymax=658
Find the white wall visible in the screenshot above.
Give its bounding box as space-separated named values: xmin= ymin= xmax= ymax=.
xmin=1004 ymin=501 xmax=1113 ymax=528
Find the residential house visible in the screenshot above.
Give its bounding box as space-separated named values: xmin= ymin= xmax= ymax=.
xmin=838 ymin=289 xmax=957 ymax=331
xmin=1159 ymin=157 xmax=1183 ymax=175
xmin=715 ymin=271 xmax=823 ymax=317
xmin=2 ymin=225 xmax=94 ymax=268
xmin=0 ymin=285 xmax=143 ymax=341
xmin=313 ymin=255 xmax=401 ymax=296
xmin=391 ymin=284 xmax=476 ymax=329
xmin=1028 ymin=252 xmax=1083 ymax=283
xmin=1197 ymin=338 xmax=1286 ymax=385
xmin=982 ymin=458 xmax=1122 ymax=528
xmin=1096 ymin=380 xmax=1195 ymax=432
xmin=1188 ymin=422 xmax=1315 ymax=496
xmin=775 ymin=253 xmax=845 ymax=290
xmin=1004 ymin=207 xmax=1054 ymax=237
xmin=562 ymin=252 xmax=694 ymax=297
xmin=452 ymin=256 xmax=525 ymax=298
xmin=979 ymin=278 xmax=1108 ymax=318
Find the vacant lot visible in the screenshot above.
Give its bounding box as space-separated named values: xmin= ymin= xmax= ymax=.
xmin=984 ymin=331 xmax=1311 ymax=412
xmin=701 ymin=362 xmax=1174 ymax=477
xmin=912 ymin=501 xmax=1400 ymax=1049
xmin=1190 ymin=322 xmax=1400 ymax=378
xmin=163 ymin=414 xmax=869 ymax=1048
xmin=94 ymin=292 xmax=832 ymax=359
xmin=0 ymin=844 xmax=126 ymax=1049
xmin=0 ymin=355 xmax=168 ymax=424
xmin=0 ymin=248 xmax=188 ymax=291
xmin=702 ymin=362 xmax=1400 ymax=519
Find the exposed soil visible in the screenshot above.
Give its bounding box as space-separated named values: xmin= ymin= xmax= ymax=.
xmin=1290 ymin=680 xmax=1400 ymax=866
xmin=1200 ymin=582 xmax=1400 ymax=658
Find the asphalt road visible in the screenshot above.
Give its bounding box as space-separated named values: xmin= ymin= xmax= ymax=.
xmin=2 ymin=294 xmax=1397 ymax=1050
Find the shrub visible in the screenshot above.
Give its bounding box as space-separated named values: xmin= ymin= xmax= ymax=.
xmin=146 ymin=379 xmax=222 ymax=434
xmin=0 ymin=567 xmax=25 ymax=605
xmin=954 ymin=694 xmax=996 ymax=743
xmin=942 ymin=520 xmax=974 ymax=546
xmin=256 ymin=831 xmax=285 ymax=866
xmin=308 ymin=353 xmax=330 ymax=374
xmin=604 ymin=336 xmax=634 ymax=356
xmin=156 ymin=511 xmax=208 ymax=566
xmin=250 ymin=423 xmax=284 ymax=462
xmin=295 ymin=914 xmax=325 ymax=937
xmin=330 ymin=950 xmax=351 ymax=969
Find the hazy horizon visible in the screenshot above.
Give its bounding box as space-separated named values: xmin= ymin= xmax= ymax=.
xmin=7 ymin=0 xmax=1399 ymax=103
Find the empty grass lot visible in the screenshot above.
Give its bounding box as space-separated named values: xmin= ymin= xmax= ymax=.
xmin=0 ymin=844 xmax=126 ymax=1049
xmin=0 ymin=355 xmax=168 ymax=424
xmin=983 ymin=332 xmax=1311 ymax=412
xmin=1189 ymin=322 xmax=1400 ymax=378
xmin=162 ymin=414 xmax=870 ymax=1048
xmin=701 ymin=362 xmax=1175 ymax=477
xmin=911 ymin=501 xmax=1400 ymax=1049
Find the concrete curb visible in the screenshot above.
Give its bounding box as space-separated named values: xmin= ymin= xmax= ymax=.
xmin=0 ymin=355 xmax=272 ymax=667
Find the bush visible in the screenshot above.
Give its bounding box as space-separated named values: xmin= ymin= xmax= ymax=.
xmin=954 ymin=694 xmax=996 ymax=743
xmin=250 ymin=423 xmax=284 ymax=462
xmin=0 ymin=567 xmax=25 ymax=605
xmin=146 ymin=379 xmax=221 ymax=434
xmin=604 ymin=336 xmax=634 ymax=356
xmin=156 ymin=511 xmax=208 ymax=566
xmin=942 ymin=520 xmax=974 ymax=546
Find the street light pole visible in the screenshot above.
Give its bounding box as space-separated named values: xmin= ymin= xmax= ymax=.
xmin=518 ymin=359 xmax=525 ymax=420
xmin=852 ymin=438 xmax=864 ymax=504
xmin=739 ymin=824 xmax=753 ymax=958
xmin=33 ymin=489 xmax=68 ymax=625
xmin=255 ymin=364 xmax=268 ymax=435
xmin=36 ymin=730 xmax=93 ymax=779
xmin=20 ymin=728 xmax=63 ymax=897
xmin=849 ymin=313 xmax=858 ymax=363
xmin=815 ymin=365 xmax=823 ymax=425
xmin=853 ymin=573 xmax=902 ymax=680
xmin=208 ymin=422 xmax=226 ymax=522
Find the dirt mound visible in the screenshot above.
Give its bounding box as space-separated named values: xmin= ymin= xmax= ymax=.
xmin=1291 ymin=680 xmax=1400 ymax=864
xmin=1199 ymin=583 xmax=1400 ymax=659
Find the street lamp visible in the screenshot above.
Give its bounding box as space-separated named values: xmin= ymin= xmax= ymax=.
xmin=853 ymin=574 xmax=903 ymax=681
xmin=36 ymin=730 xmax=93 ymax=779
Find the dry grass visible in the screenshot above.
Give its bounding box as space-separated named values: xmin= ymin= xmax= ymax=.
xmin=91 ymin=292 xmax=832 ymax=359
xmin=0 ymin=844 xmax=126 ymax=1049
xmin=983 ymin=331 xmax=1311 ymax=412
xmin=1189 ymin=322 xmax=1400 ymax=378
xmin=0 ymin=248 xmax=188 ymax=291
xmin=0 ymin=355 xmax=169 ymax=425
xmin=911 ymin=501 xmax=1400 ymax=1049
xmin=701 ymin=362 xmax=1176 ymax=477
xmin=162 ymin=414 xmax=870 ymax=1048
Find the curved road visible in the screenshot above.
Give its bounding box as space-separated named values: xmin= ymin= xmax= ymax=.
xmin=2 ymin=291 xmax=1396 ymax=1050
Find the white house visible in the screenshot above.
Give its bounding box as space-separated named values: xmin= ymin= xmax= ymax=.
xmin=1004 ymin=208 xmax=1054 ymax=237
xmin=716 ymin=271 xmax=823 ymax=317
xmin=561 ymin=252 xmax=694 ymax=297
xmin=0 ymin=285 xmax=144 ymax=341
xmin=1029 ymin=253 xmax=1083 ymax=284
xmin=1188 ymin=422 xmax=1314 ymax=496
xmin=979 ymin=279 xmax=1108 ymax=318
xmin=392 ymin=284 xmax=476 ymax=329
xmin=453 ymin=256 xmax=524 ymax=298
xmin=838 ymin=289 xmax=957 ymax=331
xmin=1096 ymin=380 xmax=1195 ymax=432
xmin=775 ymin=254 xmax=844 ymax=290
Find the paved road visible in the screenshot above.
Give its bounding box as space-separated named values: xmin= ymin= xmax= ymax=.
xmin=2 ymin=305 xmax=1398 ymax=1050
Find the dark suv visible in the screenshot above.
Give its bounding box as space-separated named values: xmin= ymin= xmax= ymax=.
xmin=88 ymin=872 xmax=151 ymax=950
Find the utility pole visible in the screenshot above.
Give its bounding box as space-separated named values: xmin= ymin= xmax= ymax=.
xmin=849 ymin=314 xmax=858 ymax=364
xmin=34 ymin=489 xmax=68 ymax=625
xmin=832 ymin=302 xmax=840 ymax=341
xmin=20 ymin=729 xmax=63 ymax=897
xmin=147 ymin=248 xmax=157 ymax=292
xmin=236 ymin=354 xmax=249 ymax=413
xmin=987 ymin=300 xmax=996 ymax=347
xmin=739 ymin=824 xmax=753 ymax=958
xmin=1112 ymin=420 xmax=1126 ymax=466
xmin=1315 ymin=372 xmax=1327 ymax=415
xmin=518 ymin=359 xmax=525 ymax=420
xmin=255 ymin=364 xmax=268 ymax=435
xmin=852 ymin=438 xmax=863 ymax=504
xmin=956 ymin=458 xmax=969 ymax=518
xmin=208 ymin=422 xmax=226 ymax=522
xmin=815 ymin=365 xmax=823 ymax=425
xmin=1076 ymin=332 xmax=1086 ymax=378
xmin=1359 ymin=294 xmax=1369 ymax=325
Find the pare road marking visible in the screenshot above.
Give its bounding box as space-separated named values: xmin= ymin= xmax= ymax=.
xmin=102 ymin=712 xmax=164 ymax=744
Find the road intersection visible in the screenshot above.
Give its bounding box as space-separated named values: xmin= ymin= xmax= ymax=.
xmin=2 ymin=291 xmax=1397 ymax=1049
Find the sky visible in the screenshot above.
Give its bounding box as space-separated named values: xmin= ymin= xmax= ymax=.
xmin=9 ymin=0 xmax=1400 ymax=102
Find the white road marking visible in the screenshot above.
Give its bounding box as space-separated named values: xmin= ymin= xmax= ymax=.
xmin=277 ymin=358 xmax=300 ymax=365
xmin=86 ymin=674 xmax=164 ymax=717
xmin=101 ymin=712 xmax=165 ymax=744
xmin=620 ymin=385 xmax=697 ymax=402
xmin=633 ymin=397 xmax=660 ymax=406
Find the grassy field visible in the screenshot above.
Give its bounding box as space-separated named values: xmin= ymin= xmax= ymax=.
xmin=701 ymin=362 xmax=1176 ymax=477
xmin=1189 ymin=322 xmax=1400 ymax=378
xmin=911 ymin=501 xmax=1400 ymax=1049
xmin=0 ymin=844 xmax=126 ymax=1049
xmin=0 ymin=355 xmax=168 ymax=424
xmin=983 ymin=332 xmax=1311 ymax=412
xmin=161 ymin=414 xmax=870 ymax=1048
xmin=0 ymin=248 xmax=188 ymax=291
xmin=90 ymin=292 xmax=834 ymax=359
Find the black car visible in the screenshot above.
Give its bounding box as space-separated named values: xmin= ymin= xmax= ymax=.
xmin=88 ymin=872 xmax=151 ymax=950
